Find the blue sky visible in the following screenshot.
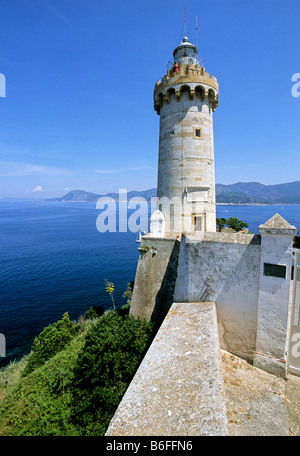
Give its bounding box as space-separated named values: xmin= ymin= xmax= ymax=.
xmin=0 ymin=0 xmax=299 ymax=198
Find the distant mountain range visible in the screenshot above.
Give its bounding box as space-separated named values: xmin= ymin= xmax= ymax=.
xmin=47 ymin=181 xmax=300 ymax=204
xmin=47 ymin=188 xmax=157 ymax=202
xmin=216 ymin=181 xmax=300 ymax=204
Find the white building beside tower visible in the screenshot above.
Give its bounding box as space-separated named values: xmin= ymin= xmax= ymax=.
xmin=153 ymin=36 xmax=219 ymax=234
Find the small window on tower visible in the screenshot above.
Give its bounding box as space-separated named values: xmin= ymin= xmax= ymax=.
xmin=193 ymin=127 xmax=202 ymax=139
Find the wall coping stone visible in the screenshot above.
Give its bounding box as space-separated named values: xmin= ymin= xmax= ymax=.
xmin=106 ymin=302 xmax=228 ymax=436
xmin=259 ymin=213 xmax=297 ymax=236
xmin=183 ymin=231 xmax=261 ymax=245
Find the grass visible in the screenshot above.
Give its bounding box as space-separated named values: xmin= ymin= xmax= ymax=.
xmin=0 ymin=331 xmax=87 ymax=435
xmin=0 ymin=318 xmax=96 ymax=436
xmin=0 ymin=356 xmax=29 ymax=402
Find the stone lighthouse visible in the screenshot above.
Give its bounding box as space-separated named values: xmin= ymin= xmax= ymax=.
xmin=153 ymin=36 xmax=219 ymax=234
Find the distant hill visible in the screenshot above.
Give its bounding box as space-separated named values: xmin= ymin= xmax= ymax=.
xmin=48 ymin=190 xmax=101 ymax=202
xmin=47 ymin=181 xmax=300 ymax=204
xmin=216 ymin=191 xmax=265 ymax=204
xmin=215 ymin=181 xmax=300 ymax=204
xmin=47 ymin=188 xmax=157 ymax=202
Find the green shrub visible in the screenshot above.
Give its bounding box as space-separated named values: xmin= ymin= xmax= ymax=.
xmin=226 ymin=217 xmax=249 ymax=232
xmin=22 ymin=312 xmax=81 ymax=377
xmin=70 ymin=310 xmax=153 ymax=435
xmin=84 ymin=305 xmax=105 ymax=320
xmin=123 ymin=281 xmax=134 ymax=305
xmin=0 ymin=311 xmax=153 ymax=436
xmin=216 ymin=217 xmax=227 ymax=231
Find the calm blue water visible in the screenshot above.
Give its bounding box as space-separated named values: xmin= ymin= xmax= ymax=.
xmin=0 ymin=200 xmax=300 ymax=367
xmin=0 ymin=200 xmax=141 ymax=366
xmin=216 ymin=204 xmax=300 ymax=233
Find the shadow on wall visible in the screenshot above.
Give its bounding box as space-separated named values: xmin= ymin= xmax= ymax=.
xmin=173 ymin=233 xmax=262 ymax=362
xmin=150 ymin=239 xmax=181 ymax=332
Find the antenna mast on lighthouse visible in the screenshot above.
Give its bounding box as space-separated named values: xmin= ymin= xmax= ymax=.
xmin=195 ymin=15 xmax=198 ymax=56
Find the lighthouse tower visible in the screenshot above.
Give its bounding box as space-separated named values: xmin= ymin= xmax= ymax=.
xmin=153 ymin=36 xmax=219 ymax=234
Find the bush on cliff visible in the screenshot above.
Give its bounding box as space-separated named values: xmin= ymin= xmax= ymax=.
xmin=22 ymin=312 xmax=81 ymax=377
xmin=0 ymin=308 xmax=153 ymax=436
xmin=70 ymin=310 xmax=153 ymax=435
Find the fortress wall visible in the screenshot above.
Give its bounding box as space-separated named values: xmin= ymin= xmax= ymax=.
xmin=130 ymin=232 xmax=261 ymax=361
xmin=174 ymin=232 xmax=262 ymax=362
xmin=129 ymin=236 xmax=180 ymax=328
xmin=130 ymin=216 xmax=295 ymax=374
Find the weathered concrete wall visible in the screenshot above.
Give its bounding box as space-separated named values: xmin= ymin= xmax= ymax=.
xmin=106 ymin=302 xmax=228 ymax=436
xmin=130 ymin=215 xmax=296 ymax=374
xmin=254 ymin=214 xmax=297 ymax=377
xmin=174 ymin=232 xmax=261 ymax=362
xmin=129 ymin=236 xmax=180 ymax=328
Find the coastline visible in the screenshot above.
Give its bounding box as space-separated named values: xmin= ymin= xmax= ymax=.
xmin=216 ymin=203 xmax=300 ymax=206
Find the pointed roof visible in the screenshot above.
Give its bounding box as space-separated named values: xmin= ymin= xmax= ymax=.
xmin=150 ymin=209 xmax=165 ymax=221
xmin=258 ymin=213 xmax=297 ymax=235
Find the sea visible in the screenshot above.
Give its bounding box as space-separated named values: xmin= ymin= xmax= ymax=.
xmin=1 ymin=199 xmax=300 ymax=368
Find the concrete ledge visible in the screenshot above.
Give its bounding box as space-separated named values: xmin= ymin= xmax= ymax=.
xmin=106 ymin=302 xmax=228 ymax=436
xmin=253 ymin=352 xmax=287 ymax=379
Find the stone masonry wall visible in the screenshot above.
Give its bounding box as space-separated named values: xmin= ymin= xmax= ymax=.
xmin=130 ymin=215 xmax=296 ymax=371
xmin=174 ymin=232 xmax=261 ymax=362
xmin=129 ymin=236 xmax=181 ymax=330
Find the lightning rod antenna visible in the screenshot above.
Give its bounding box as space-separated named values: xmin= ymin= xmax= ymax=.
xmin=196 ymin=16 xmax=198 ymax=55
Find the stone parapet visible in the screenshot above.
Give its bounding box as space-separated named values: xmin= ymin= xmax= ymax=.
xmin=106 ymin=302 xmax=228 ymax=436
xmin=154 ymin=64 xmax=219 ymax=114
